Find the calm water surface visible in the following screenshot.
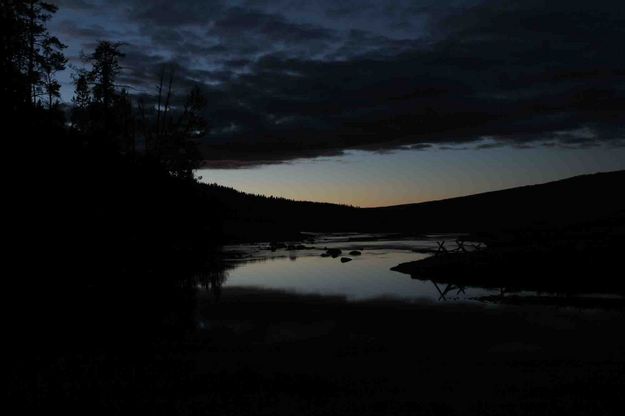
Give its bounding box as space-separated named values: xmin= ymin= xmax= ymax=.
xmin=221 ymin=234 xmax=496 ymax=302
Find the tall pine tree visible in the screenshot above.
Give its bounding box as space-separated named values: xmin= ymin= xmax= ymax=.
xmin=0 ymin=1 xmax=66 ymax=111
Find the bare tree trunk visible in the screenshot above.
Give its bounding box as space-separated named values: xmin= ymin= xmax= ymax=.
xmin=156 ymin=66 xmax=164 ymax=135
xmin=138 ymin=99 xmax=150 ymax=155
xmin=130 ymin=115 xmax=136 ymax=156
xmin=47 ymin=72 xmax=53 ymax=110
xmin=163 ymin=68 xmax=175 ymax=134
xmin=27 ymin=0 xmax=36 ymax=106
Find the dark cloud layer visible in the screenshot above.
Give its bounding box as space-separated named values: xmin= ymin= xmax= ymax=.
xmin=52 ymin=0 xmax=625 ymax=167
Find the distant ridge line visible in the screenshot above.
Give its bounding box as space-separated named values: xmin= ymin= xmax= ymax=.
xmin=373 ymin=170 xmax=625 ymax=210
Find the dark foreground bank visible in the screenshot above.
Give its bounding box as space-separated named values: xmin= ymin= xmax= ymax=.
xmin=11 ymin=287 xmax=625 ymax=415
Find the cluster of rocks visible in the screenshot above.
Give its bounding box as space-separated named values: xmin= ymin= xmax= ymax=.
xmin=266 ymin=242 xmax=363 ymax=264
xmin=320 ymin=248 xmax=362 ymax=263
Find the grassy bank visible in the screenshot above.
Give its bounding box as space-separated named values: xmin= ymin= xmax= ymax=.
xmin=14 ymin=287 xmax=624 ymax=415
xmin=190 ymin=288 xmax=625 ymax=415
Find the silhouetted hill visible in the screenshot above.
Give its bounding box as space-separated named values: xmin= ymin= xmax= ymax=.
xmin=196 ymin=183 xmax=359 ymax=241
xmin=199 ymin=170 xmax=625 ymax=241
xmin=366 ymin=170 xmax=625 ymax=236
xmin=387 ymin=171 xmax=625 ymax=295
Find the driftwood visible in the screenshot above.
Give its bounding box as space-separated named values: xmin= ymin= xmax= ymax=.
xmin=434 ymin=239 xmax=483 ymax=256
xmin=436 ymin=241 xmax=448 ymax=254
xmin=431 ymin=281 xmax=466 ymax=301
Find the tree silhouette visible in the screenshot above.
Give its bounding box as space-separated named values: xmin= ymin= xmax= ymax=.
xmin=164 ymin=85 xmax=207 ymax=179
xmin=0 ymin=0 xmax=65 ymax=111
xmin=24 ymin=1 xmax=64 ymax=106
xmin=1 ymin=0 xmax=28 ymax=111
xmin=113 ymin=88 xmax=136 ymax=154
xmin=139 ymin=67 xmax=208 ymax=179
xmin=39 ymin=36 xmax=67 ymax=109
xmin=86 ymin=41 xmax=124 ymax=110
xmin=74 ymin=41 xmax=130 ymax=145
xmin=70 ymin=72 xmax=92 ymax=132
xmin=72 ymin=73 xmax=91 ymax=108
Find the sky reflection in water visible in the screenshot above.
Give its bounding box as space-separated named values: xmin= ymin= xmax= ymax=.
xmin=223 ymin=238 xmax=495 ymax=302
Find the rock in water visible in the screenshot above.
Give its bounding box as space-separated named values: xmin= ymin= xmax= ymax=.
xmin=349 ymin=250 xmax=362 ymax=256
xmin=341 ymin=257 xmax=352 ymax=263
xmin=326 ymin=248 xmax=342 ymax=258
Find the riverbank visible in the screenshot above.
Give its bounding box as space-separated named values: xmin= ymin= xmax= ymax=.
xmin=11 ymin=286 xmax=625 ymax=415
xmin=391 ymin=233 xmax=625 ymax=296
xmin=193 ymin=287 xmax=625 ymax=415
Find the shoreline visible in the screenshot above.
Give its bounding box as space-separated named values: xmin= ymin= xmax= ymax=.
xmin=190 ymin=286 xmax=625 ymax=415
xmin=391 ymin=244 xmax=625 ymax=296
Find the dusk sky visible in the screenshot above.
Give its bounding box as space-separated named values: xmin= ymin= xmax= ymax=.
xmin=51 ymin=0 xmax=625 ymax=206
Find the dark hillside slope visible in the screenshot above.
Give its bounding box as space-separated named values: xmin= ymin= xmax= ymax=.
xmin=201 ymin=170 xmax=625 ymax=240
xmin=197 ymin=183 xmax=359 ymax=241
xmin=366 ymin=170 xmax=625 ymax=235
xmin=386 ymin=171 xmax=625 ymax=294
